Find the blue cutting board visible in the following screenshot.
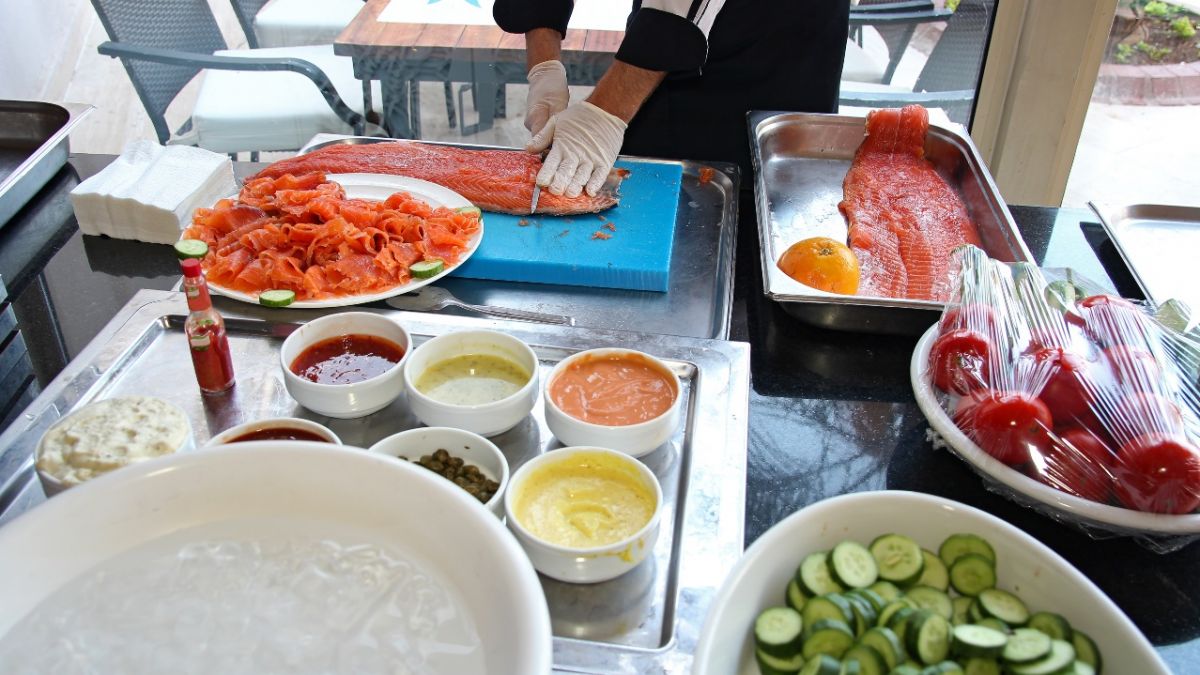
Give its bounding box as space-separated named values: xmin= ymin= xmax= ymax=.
xmin=453 ymin=159 xmax=683 ymax=292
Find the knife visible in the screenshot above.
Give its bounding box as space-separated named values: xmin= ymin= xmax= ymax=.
xmin=529 ymin=184 xmax=540 ymax=214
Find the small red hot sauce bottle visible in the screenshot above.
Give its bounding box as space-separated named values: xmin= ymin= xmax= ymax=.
xmin=180 ymin=258 xmax=235 ymax=395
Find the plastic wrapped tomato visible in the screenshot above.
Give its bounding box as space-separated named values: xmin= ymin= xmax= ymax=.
xmin=925 ymin=247 xmax=1200 ymax=521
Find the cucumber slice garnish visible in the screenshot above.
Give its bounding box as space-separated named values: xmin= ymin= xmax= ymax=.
xmin=976 ymin=589 xmax=1029 ymax=626
xmin=869 ymin=534 xmax=924 ymax=586
xmin=803 ymin=594 xmax=854 ymax=629
xmin=868 ymin=580 xmax=902 ymax=603
xmin=755 ymin=647 xmax=805 ymax=675
xmin=755 ymin=606 xmax=804 ymax=659
xmin=799 ymin=552 xmax=846 ymax=597
xmin=1071 ymin=630 xmax=1102 ymax=673
xmin=1027 ymin=611 xmax=1073 ymax=642
xmin=949 ymin=554 xmax=996 ymax=597
xmin=410 ymin=259 xmax=445 ymax=279
xmin=859 ymin=626 xmax=905 ymax=669
xmin=951 ymin=624 xmax=1008 ymax=659
xmin=799 ymin=654 xmax=841 ymax=675
xmin=962 ymin=657 xmax=1002 ymax=675
xmin=1008 ymin=639 xmax=1076 ymax=675
xmin=908 ymin=611 xmax=952 ymax=665
xmin=905 ymin=586 xmax=954 ymax=621
xmin=938 ymin=534 xmax=996 ymax=568
xmin=844 ymin=644 xmax=888 ymax=675
xmin=454 ymin=205 xmax=482 ymax=217
xmin=786 ymin=578 xmax=810 ymax=612
xmin=952 ymin=596 xmax=974 ymax=625
xmin=831 ymin=540 xmax=879 ymax=589
xmin=174 ymin=238 xmax=209 ymax=260
xmin=1003 ymin=628 xmax=1052 ymax=664
xmin=258 ymin=289 xmax=296 ymax=307
xmin=916 ymin=549 xmax=950 ymax=591
xmin=802 ymin=618 xmax=856 ymax=660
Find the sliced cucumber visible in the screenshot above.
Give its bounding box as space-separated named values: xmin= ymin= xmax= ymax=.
xmin=174 ymin=238 xmax=209 ymax=260
xmin=961 ymin=657 xmax=1001 ymax=675
xmin=1008 ymin=639 xmax=1076 ymax=675
xmin=787 ymin=578 xmax=811 ymax=612
xmin=878 ymin=600 xmax=916 ymax=629
xmin=1070 ymin=660 xmax=1097 ymax=675
xmin=889 ymin=665 xmax=922 ymax=675
xmin=870 ymin=534 xmax=925 ymax=586
xmin=832 ymin=540 xmax=880 ymax=589
xmin=844 ymin=644 xmax=888 ymax=675
xmin=925 ymin=661 xmax=964 ymax=674
xmin=938 ymin=534 xmax=996 ymax=568
xmin=454 ymin=205 xmax=482 ymax=217
xmin=869 ymin=580 xmax=902 ymax=603
xmin=859 ymin=626 xmax=905 ymax=669
xmin=804 ymin=594 xmax=855 ymax=630
xmin=756 ymin=647 xmax=806 ymax=675
xmin=950 ymin=624 xmax=1007 ymax=659
xmin=975 ymin=618 xmax=1008 ymax=634
xmin=840 ymin=661 xmax=862 ymax=675
xmin=850 ymin=589 xmax=889 ymax=613
xmin=803 ymin=618 xmax=856 ymax=660
xmin=1071 ymin=630 xmax=1102 ymax=674
xmin=948 ymin=554 xmax=996 ymax=597
xmin=1003 ymin=628 xmax=1052 ymax=664
xmin=951 ymin=596 xmax=974 ymax=626
xmin=410 ymin=258 xmax=445 ymax=278
xmin=905 ymin=586 xmax=954 ymax=621
xmin=258 ymin=289 xmax=296 ymax=307
xmin=1027 ymin=611 xmax=1073 ymax=642
xmin=846 ymin=594 xmax=878 ymax=636
xmin=800 ymin=552 xmax=846 ymax=597
xmin=915 ymin=550 xmax=949 ymax=592
xmin=799 ymin=654 xmax=841 ymax=675
xmin=756 ymin=606 xmax=804 ymax=658
xmin=907 ymin=611 xmax=952 ymax=665
xmin=976 ymin=589 xmax=1029 ymax=626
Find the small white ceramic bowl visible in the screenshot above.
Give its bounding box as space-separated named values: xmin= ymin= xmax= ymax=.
xmin=504 ymin=446 xmax=663 ymax=584
xmin=368 ymin=426 xmax=509 ymax=517
xmin=35 ymin=397 xmax=194 ymax=497
xmin=207 ymin=417 xmax=341 ymax=446
xmin=402 ymin=329 xmax=539 ymax=437
xmin=543 ymin=348 xmax=682 ymax=457
xmin=279 ymin=311 xmax=411 ymax=419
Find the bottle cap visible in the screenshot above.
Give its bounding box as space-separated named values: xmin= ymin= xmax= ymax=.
xmin=181 ymin=258 xmax=203 ymax=278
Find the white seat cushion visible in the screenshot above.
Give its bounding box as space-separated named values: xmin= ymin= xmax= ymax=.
xmin=190 ymin=45 xmax=366 ymax=153
xmin=255 ymin=0 xmax=364 ymax=48
xmin=843 ymin=38 xmax=887 ymax=84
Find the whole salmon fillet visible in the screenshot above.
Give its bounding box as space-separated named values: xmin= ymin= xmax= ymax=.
xmin=838 ymin=105 xmax=983 ymax=301
xmin=252 ymin=141 xmax=625 ymax=215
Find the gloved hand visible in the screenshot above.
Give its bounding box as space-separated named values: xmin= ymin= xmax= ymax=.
xmin=524 ymin=60 xmax=569 ymax=136
xmin=527 ymin=101 xmax=627 ymax=198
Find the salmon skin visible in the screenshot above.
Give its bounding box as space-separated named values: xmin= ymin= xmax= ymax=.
xmin=838 ymin=105 xmax=984 ymax=301
xmin=252 ymin=141 xmax=625 ymax=216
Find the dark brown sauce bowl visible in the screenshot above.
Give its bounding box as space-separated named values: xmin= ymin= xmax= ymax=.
xmin=208 ymin=417 xmax=341 ymax=447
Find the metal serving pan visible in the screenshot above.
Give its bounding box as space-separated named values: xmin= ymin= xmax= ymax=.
xmin=0 ymin=289 xmax=750 ymax=673
xmin=749 ymin=111 xmax=1034 ymax=335
xmin=1090 ymin=201 xmax=1200 ymax=315
xmin=0 ymin=101 xmax=92 ymax=229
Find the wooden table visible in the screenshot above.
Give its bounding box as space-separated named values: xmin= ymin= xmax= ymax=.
xmin=334 ymin=0 xmax=623 ymax=138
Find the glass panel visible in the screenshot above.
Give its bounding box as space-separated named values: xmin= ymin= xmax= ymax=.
xmin=840 ymin=0 xmax=996 ymax=128
xmin=1063 ymin=0 xmax=1200 ymax=208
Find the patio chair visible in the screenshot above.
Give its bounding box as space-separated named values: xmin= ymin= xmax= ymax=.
xmin=849 ymin=0 xmax=951 ymax=84
xmin=840 ymin=0 xmax=994 ymax=125
xmin=230 ymin=0 xmax=459 ymax=131
xmin=91 ymin=0 xmax=371 ymax=155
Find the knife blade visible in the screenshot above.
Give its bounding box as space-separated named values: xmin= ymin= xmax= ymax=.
xmin=529 ymin=184 xmax=541 ymax=214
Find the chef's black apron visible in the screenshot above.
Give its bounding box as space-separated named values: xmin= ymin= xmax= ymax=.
xmin=621 ymin=1 xmax=850 ymax=182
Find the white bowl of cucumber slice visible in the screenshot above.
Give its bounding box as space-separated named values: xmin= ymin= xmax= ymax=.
xmin=692 ymin=490 xmax=1169 ymax=675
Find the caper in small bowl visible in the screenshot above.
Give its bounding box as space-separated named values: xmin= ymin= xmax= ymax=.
xmin=368 ymin=427 xmax=509 ymax=517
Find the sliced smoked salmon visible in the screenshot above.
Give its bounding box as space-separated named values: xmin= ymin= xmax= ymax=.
xmin=252 ymin=141 xmax=626 ymax=216
xmin=838 ymin=105 xmax=983 ymax=301
xmin=183 ymin=172 xmax=480 ymax=301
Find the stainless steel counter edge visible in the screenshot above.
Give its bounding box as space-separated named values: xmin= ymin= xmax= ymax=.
xmin=0 ymin=289 xmax=751 ymax=674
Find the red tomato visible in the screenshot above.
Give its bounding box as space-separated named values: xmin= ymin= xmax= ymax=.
xmin=1109 ymin=391 xmax=1186 ymax=441
xmin=940 ymin=303 xmax=998 ymax=337
xmin=1079 ymin=294 xmax=1137 ymax=310
xmin=1031 ymin=347 xmax=1097 ymax=426
xmin=1112 ymin=434 xmax=1200 ymax=514
xmin=930 ymin=329 xmax=992 ymax=395
xmin=1032 ymin=430 xmax=1114 ymax=503
xmin=1101 ymin=345 xmax=1161 ymax=390
xmin=955 ymin=392 xmax=1054 ymax=466
xmin=1081 ymin=296 xmax=1148 ymax=347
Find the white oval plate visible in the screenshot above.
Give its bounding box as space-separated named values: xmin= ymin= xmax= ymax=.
xmin=203 ymin=173 xmax=484 ymax=309
xmin=693 ymin=490 xmax=1169 ymax=675
xmin=0 ymin=442 xmax=551 ymax=674
xmin=912 ymin=323 xmax=1200 ymax=536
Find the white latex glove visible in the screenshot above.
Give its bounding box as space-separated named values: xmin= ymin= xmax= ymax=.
xmin=524 ymin=60 xmax=569 ymax=136
xmin=527 ymin=101 xmax=626 ymax=198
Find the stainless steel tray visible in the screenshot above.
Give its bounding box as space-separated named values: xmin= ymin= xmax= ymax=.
xmin=748 ymin=111 xmax=1034 ymax=335
xmin=0 ymin=289 xmax=750 ymax=673
xmin=1090 ymin=202 xmax=1200 ymax=314
xmin=297 ymin=133 xmax=740 ymax=341
xmin=0 ymin=101 xmax=92 ymax=228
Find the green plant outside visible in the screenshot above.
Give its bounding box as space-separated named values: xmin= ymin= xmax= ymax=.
xmin=1136 ymin=40 xmax=1172 ymax=60
xmin=1115 ymin=43 xmax=1135 ymax=63
xmin=1172 ymin=17 xmax=1197 ymax=38
xmin=1144 ymin=1 xmax=1172 ymax=19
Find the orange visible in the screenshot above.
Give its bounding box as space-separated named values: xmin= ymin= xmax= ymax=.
xmin=777 ymin=236 xmax=861 ymax=295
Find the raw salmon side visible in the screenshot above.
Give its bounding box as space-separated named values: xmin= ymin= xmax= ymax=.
xmin=253 ymin=141 xmax=625 ymax=216
xmin=838 ymin=105 xmax=983 ymax=301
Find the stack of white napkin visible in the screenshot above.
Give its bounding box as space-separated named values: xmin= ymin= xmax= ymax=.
xmin=70 ymin=141 xmax=236 ymax=244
